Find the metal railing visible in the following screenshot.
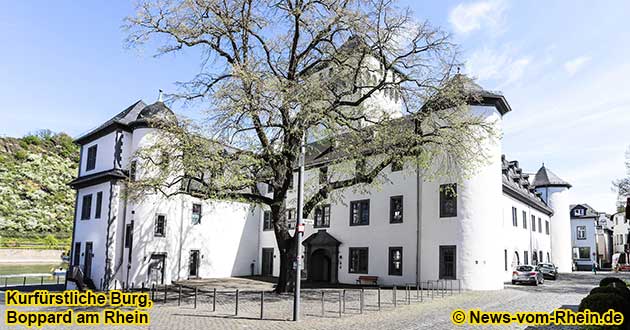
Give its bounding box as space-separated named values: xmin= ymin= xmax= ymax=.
xmin=1 ymin=273 xmax=65 ymax=288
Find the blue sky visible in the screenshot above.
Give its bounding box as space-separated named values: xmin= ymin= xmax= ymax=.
xmin=1 ymin=1 xmax=628 ymax=213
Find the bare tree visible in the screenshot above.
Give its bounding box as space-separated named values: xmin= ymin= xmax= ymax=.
xmin=613 ymin=146 xmax=630 ymax=211
xmin=125 ymin=0 xmax=497 ymax=293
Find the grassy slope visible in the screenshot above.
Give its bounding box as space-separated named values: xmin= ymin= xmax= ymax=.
xmin=0 ymin=131 xmax=78 ymax=248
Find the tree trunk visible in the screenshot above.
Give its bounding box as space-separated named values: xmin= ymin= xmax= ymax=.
xmin=274 ymin=238 xmax=296 ymax=293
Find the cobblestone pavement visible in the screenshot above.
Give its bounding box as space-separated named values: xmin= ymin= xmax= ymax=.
xmin=1 ymin=272 xmax=629 ymax=330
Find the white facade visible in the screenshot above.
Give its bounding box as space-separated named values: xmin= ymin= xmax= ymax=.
xmin=69 ymin=80 xmax=569 ymax=291
xmin=569 ymin=205 xmax=598 ymax=271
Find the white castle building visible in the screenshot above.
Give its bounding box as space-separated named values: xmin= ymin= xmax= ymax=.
xmin=67 ymin=81 xmax=573 ymax=291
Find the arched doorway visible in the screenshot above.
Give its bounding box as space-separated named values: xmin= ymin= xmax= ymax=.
xmin=310 ymin=249 xmax=331 ymax=282
xmin=512 ymin=251 xmax=520 ymax=269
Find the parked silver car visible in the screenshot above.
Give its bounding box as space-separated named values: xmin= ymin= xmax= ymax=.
xmin=536 ymin=263 xmax=558 ymax=280
xmin=512 ymin=265 xmax=544 ymax=285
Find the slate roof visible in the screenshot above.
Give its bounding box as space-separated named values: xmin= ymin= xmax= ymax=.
xmin=501 ymin=155 xmax=554 ymax=215
xmin=532 ymin=165 xmax=572 ymax=188
xmin=570 ymin=203 xmax=599 ymax=218
xmin=74 ymin=100 xmax=176 ymax=144
xmin=302 ymin=230 xmax=341 ymax=247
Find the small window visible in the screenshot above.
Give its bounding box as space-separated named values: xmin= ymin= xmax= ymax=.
xmin=349 ymin=247 xmax=369 ymax=274
xmin=538 ymin=218 xmax=542 ymax=233
xmin=350 ymin=199 xmax=370 ymax=226
xmin=73 ymin=242 xmax=81 ymax=266
xmin=439 ymin=184 xmax=457 ymax=218
xmin=267 ymin=183 xmax=274 ymax=193
xmin=95 ymin=192 xmax=103 ymax=219
xmin=319 ymin=167 xmax=328 ymax=184
xmin=388 ymin=247 xmax=403 ymax=276
xmin=86 ymin=145 xmax=97 ymax=171
xmin=532 ymin=215 xmax=536 ymax=232
xmin=577 ymin=226 xmax=586 ymax=240
xmin=573 ymin=246 xmax=590 ymax=259
xmin=511 ymin=207 xmax=517 ymax=227
xmin=391 ymin=159 xmax=403 ymax=172
xmin=574 ymin=208 xmax=585 ymax=216
xmin=125 ymin=223 xmax=133 ymax=248
xmin=288 ymin=174 xmax=294 ymax=190
xmin=314 ymin=204 xmax=331 ymax=228
xmin=263 ymin=211 xmax=273 ymax=231
xmin=192 ymin=203 xmax=202 ymax=225
xmin=539 ymin=251 xmax=543 ymax=263
xmin=81 ymin=194 xmax=92 ymax=220
xmin=522 ymin=211 xmax=527 ymax=229
xmin=155 ymin=214 xmax=166 ymax=237
xmin=130 ymin=160 xmax=137 ymax=181
xmin=286 ymin=208 xmax=296 ymax=229
xmin=389 ymin=196 xmax=403 ymax=223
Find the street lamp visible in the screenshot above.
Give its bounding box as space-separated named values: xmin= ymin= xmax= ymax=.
xmin=293 ymin=132 xmax=306 ymax=321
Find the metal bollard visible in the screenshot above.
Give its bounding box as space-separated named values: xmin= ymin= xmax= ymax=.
xmin=164 ymin=285 xmax=168 ymax=303
xmin=178 ymin=285 xmax=182 ymax=306
xmin=235 ymin=289 xmax=239 ymax=316
xmin=393 ymin=286 xmax=397 ymax=307
xmin=377 ymin=287 xmax=381 ymax=311
xmin=23 ymin=276 xmax=26 ymax=286
xmin=141 ymin=282 xmax=145 ymax=293
xmin=151 ymin=284 xmax=155 ymax=301
xmin=321 ymin=291 xmax=325 ymax=316
xmin=57 ymin=276 xmax=60 ymax=285
xmin=459 ymin=279 xmax=462 ymax=294
xmin=260 ymin=291 xmax=264 ymax=320
xmin=360 ymin=289 xmax=364 ymax=314
xmin=5 ymin=277 xmax=8 ymax=288
xmin=342 ymin=290 xmax=346 ymax=313
xmin=213 ymin=288 xmax=217 ymax=312
xmin=338 ymin=291 xmax=342 ymax=317
xmin=194 ymin=287 xmax=198 ymax=309
xmin=406 ymin=285 xmax=410 ymax=304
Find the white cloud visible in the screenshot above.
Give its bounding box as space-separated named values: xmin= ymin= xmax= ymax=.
xmin=449 ymin=0 xmax=506 ymax=34
xmin=465 ymin=47 xmax=531 ymax=87
xmin=564 ymin=56 xmax=591 ymax=76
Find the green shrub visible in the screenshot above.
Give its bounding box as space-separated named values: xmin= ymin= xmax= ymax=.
xmin=579 ymin=293 xmax=630 ymax=330
xmin=14 ymin=150 xmax=28 ymax=160
xmin=601 ymin=277 xmax=627 ymax=288
xmin=43 ymin=234 xmax=59 ymax=249
xmin=590 ymin=286 xmax=630 ymax=301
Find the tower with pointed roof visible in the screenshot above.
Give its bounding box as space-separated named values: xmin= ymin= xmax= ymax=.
xmin=533 ymin=165 xmax=572 ymax=272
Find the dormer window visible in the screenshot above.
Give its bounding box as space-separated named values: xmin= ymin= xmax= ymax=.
xmin=86 ymin=145 xmax=97 ymax=171
xmin=574 ymin=208 xmax=585 ymax=216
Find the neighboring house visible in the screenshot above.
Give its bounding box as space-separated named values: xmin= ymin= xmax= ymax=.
xmin=595 ymin=212 xmax=613 ymax=268
xmin=67 ymin=77 xmax=572 ymax=291
xmin=569 ymin=204 xmax=599 ymax=270
xmin=611 ymin=212 xmax=630 ymax=265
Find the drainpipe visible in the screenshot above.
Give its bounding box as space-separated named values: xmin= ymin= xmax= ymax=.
xmin=177 ymin=198 xmax=185 ymax=281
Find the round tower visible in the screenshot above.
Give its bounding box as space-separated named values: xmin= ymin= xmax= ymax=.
xmin=532 ymin=165 xmax=572 ymax=272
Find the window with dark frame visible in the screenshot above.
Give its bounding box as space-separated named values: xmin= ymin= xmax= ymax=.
xmin=155 ymin=214 xmax=166 ymax=237
xmin=86 ymin=145 xmax=97 ymax=171
xmin=73 ymin=242 xmax=81 ymax=266
xmin=511 ymin=207 xmax=517 ymax=226
xmin=95 ymin=192 xmax=103 ymax=219
xmin=319 ymin=167 xmax=328 ymax=184
xmin=314 ymin=204 xmax=331 ymax=228
xmin=390 ymin=196 xmax=403 ymax=223
xmin=349 ymin=247 xmax=369 ymax=274
xmin=267 ymin=183 xmax=274 ymax=193
xmin=440 ymin=184 xmax=457 ymax=218
xmin=287 ymin=208 xmax=295 ymax=229
xmin=388 ymin=247 xmax=403 ymax=276
xmin=522 ymin=211 xmax=527 ymax=229
xmin=81 ymin=194 xmax=92 ymax=220
xmin=192 ymin=203 xmax=202 ymax=225
xmin=538 ymin=218 xmax=542 ymax=233
xmin=391 ymin=159 xmax=403 ymax=172
xmin=439 ymin=245 xmax=456 ymax=279
xmin=545 ymin=220 xmax=550 ymax=235
xmin=532 ymin=215 xmax=536 ymax=231
xmin=288 ymin=174 xmax=294 ymax=190
xmin=350 ymin=199 xmax=370 ymax=226
xmin=577 ymin=226 xmax=586 ymax=240
xmin=263 ymin=211 xmax=273 ymax=231
xmin=125 ymin=223 xmax=133 ymax=248
xmin=539 ymin=251 xmax=543 ymax=263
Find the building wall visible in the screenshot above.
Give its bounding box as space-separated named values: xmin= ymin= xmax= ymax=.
xmin=79 ymin=133 xmax=116 ymax=176
xmin=542 ymin=187 xmax=572 ymax=272
xmin=570 ymin=217 xmax=597 ymax=270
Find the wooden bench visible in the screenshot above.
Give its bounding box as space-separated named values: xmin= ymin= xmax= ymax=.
xmin=356 ymin=276 xmax=378 ymax=286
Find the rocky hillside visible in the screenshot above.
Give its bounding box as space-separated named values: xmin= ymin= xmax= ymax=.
xmin=0 ymin=131 xmax=78 ymax=238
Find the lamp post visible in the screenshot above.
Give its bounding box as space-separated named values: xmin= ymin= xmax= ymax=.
xmin=293 ymin=132 xmax=306 ymax=321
